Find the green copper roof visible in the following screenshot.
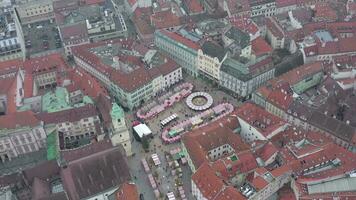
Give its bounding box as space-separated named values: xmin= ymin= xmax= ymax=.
xmin=17 ymin=104 xmax=31 ymax=112
xmin=47 ymin=131 xmax=58 ymax=161
xmin=42 ymin=87 xmax=94 ymax=113
xmin=42 ymin=87 xmax=70 ymax=113
xmin=111 ymin=102 xmax=124 ymax=120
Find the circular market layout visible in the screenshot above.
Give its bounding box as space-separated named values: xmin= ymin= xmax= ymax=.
xmin=186 ymin=92 xmax=213 ymax=111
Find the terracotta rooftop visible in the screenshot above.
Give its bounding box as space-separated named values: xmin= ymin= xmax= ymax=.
xmin=275 ymin=0 xmax=296 ymax=7
xmin=314 ymin=3 xmax=337 ymax=21
xmin=72 ymin=40 xmax=179 ymax=93
xmin=236 ymin=102 xmax=287 ymax=138
xmin=67 ymin=68 xmax=107 ymax=98
xmin=182 ymin=0 xmax=204 ymax=14
xmin=24 ymin=53 xmax=68 ymax=76
xmin=266 ymin=17 xmax=284 ymax=38
xmin=181 ymin=110 xmax=249 ymax=169
xmin=116 ymin=182 xmax=139 ymax=200
xmin=273 ymin=62 xmax=323 ymax=86
xmin=251 ymin=36 xmax=273 ymax=57
xmin=157 ymin=29 xmax=200 ymax=50
xmin=0 ymin=59 xmax=22 ymax=76
xmin=191 ymin=162 xmax=226 ymax=199
xmin=228 ymin=15 xmax=259 ymax=35
xmin=60 ymin=23 xmax=88 ymax=43
xmin=0 ymin=111 xmax=40 ymax=130
xmin=212 ymin=151 xmax=258 ymax=179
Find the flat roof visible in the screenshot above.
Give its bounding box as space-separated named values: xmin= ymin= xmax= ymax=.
xmin=133 ymin=124 xmax=152 ymax=138
xmin=308 ymin=177 xmax=356 ymax=194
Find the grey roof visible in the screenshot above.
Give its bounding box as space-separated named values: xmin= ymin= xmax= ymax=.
xmin=224 ymin=27 xmax=250 ymax=49
xmin=308 ymin=111 xmax=356 ymax=142
xmin=307 ymin=177 xmax=356 ymax=194
xmin=201 ymin=41 xmax=226 ymax=61
xmin=220 ymin=55 xmax=273 ymax=81
xmin=61 ymin=140 xmax=130 ymax=200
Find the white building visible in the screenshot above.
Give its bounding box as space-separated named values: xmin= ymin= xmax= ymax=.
xmin=15 ymin=0 xmax=54 ymax=24
xmin=0 ymin=111 xmax=47 ymax=162
xmin=236 ymin=103 xmax=288 ymax=143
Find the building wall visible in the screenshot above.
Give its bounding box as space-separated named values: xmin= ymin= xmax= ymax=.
xmin=251 ymin=2 xmax=277 ymax=17
xmin=181 ymin=141 xmax=196 ymax=173
xmin=197 ymin=49 xmax=226 ymax=81
xmin=265 ymin=102 xmax=286 ymax=119
xmin=154 ymin=31 xmax=199 ymax=77
xmin=266 ymin=29 xmax=285 ymax=49
xmin=191 ymin=179 xmax=208 ymax=200
xmin=237 ymin=117 xmax=268 ymax=142
xmin=34 ymin=71 xmax=57 ymax=89
xmin=162 ymin=67 xmax=182 ymax=89
xmin=220 ymin=68 xmax=275 ymax=97
xmin=110 ymin=109 xmax=132 ymax=156
xmin=0 ymin=9 xmax=26 ymax=62
xmin=15 ymin=0 xmax=54 ymax=24
xmin=57 ymin=115 xmax=101 ymax=142
xmin=251 ymin=171 xmax=291 ymax=200
xmin=291 ymin=72 xmax=323 ymax=94
xmin=0 ymin=125 xmax=46 ymax=162
xmin=276 ymin=5 xmax=297 ymax=14
xmin=252 ymin=92 xmax=267 ymax=108
xmin=207 ymin=144 xmax=234 ymax=161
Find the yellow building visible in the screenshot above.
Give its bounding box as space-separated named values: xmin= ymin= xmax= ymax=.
xmin=197 ymin=41 xmax=227 ymax=81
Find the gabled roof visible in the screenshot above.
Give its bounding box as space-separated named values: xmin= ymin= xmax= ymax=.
xmin=60 ymin=140 xmax=130 ymax=200
xmin=116 ymin=182 xmax=139 ymax=200
xmin=36 ymin=104 xmax=98 ymax=125
xmin=0 ymin=111 xmax=40 ymax=130
xmin=182 ymin=110 xmax=249 ymax=169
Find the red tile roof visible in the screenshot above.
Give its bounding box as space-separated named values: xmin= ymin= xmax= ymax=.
xmin=0 ymin=76 xmax=16 ymax=96
xmin=150 ymin=9 xmax=182 ymax=29
xmin=24 ymin=73 xmax=34 ymax=98
xmin=276 ymin=0 xmax=296 ymax=8
xmin=60 ymin=23 xmax=89 ymax=43
xmin=0 ymin=59 xmax=22 ymax=76
xmin=116 ymin=182 xmax=139 ymax=200
xmin=266 ymin=17 xmax=284 ymax=39
xmin=267 ymin=84 xmax=294 ymax=111
xmin=81 ymin=0 xmax=105 ymax=5
xmin=0 ymin=111 xmax=40 ymax=129
xmin=215 ymin=186 xmax=246 ymax=200
xmin=273 ymin=62 xmax=323 ymax=86
xmin=132 ymin=7 xmax=154 ymax=36
xmin=252 ymin=36 xmax=273 ymax=57
xmin=68 ymin=68 xmax=107 ymax=98
xmin=191 ymin=162 xmax=225 ymax=199
xmin=24 ymin=53 xmax=69 ymax=74
xmin=252 ymin=176 xmax=269 ymax=190
xmin=182 ymin=110 xmax=250 ymax=169
xmin=72 ymin=40 xmax=179 ymax=93
xmin=127 ymin=0 xmax=136 ymax=6
xmin=236 ymin=102 xmax=287 ymax=138
xmin=212 ymin=151 xmax=258 ymax=179
xmin=158 ymin=30 xmax=200 ymax=50
xmin=255 ymin=142 xmax=278 ymax=162
xmin=182 ymin=0 xmax=204 ymax=14
xmin=314 ymin=3 xmax=337 ymax=21
xmin=228 ymin=15 xmax=259 ymax=35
